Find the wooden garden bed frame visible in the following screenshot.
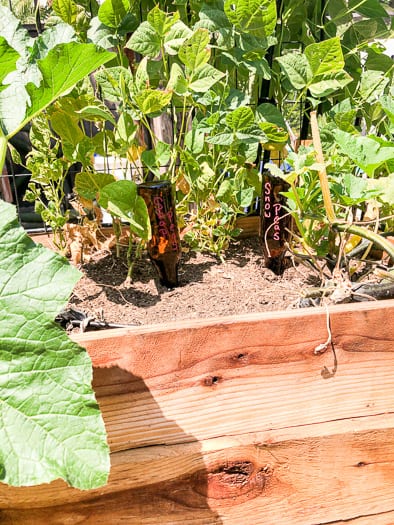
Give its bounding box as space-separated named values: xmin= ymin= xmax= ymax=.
xmin=1 ymin=296 xmax=394 ymax=524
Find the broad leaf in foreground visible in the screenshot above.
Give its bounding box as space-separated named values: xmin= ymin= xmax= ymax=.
xmin=0 ymin=201 xmax=110 ymax=488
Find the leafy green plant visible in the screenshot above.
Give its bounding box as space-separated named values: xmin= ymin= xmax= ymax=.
xmin=79 ymin=3 xmax=285 ymax=254
xmin=11 ymin=0 xmax=394 ymax=274
xmin=98 ymin=179 xmax=151 ymax=282
xmin=0 ymin=200 xmax=110 ymax=488
xmin=0 ymin=6 xmax=114 ymax=488
xmin=267 ymin=110 xmax=394 ymax=274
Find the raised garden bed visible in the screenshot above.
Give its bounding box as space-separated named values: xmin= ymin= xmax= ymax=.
xmin=1 ymin=226 xmax=394 ymax=523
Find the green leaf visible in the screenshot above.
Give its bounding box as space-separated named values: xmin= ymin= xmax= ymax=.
xmin=0 ymin=37 xmax=19 ymax=89
xmin=335 ymin=130 xmax=394 ymax=176
xmin=381 ymin=95 xmax=394 ymax=124
xmin=343 ymin=173 xmax=369 ymax=200
xmin=178 ymin=28 xmax=210 ymax=71
xmin=368 ymin=173 xmax=394 ymax=205
xmin=0 ymin=201 xmax=109 ymax=488
xmin=147 ymin=5 xmax=179 ymax=38
xmin=195 ymin=5 xmax=233 ymax=49
xmin=98 ymin=0 xmax=130 ymax=29
xmin=226 ymin=106 xmax=255 ymax=131
xmin=26 ymin=43 xmax=113 ymax=120
xmin=52 ymin=0 xmax=79 ymax=26
xmin=0 ymin=6 xmax=32 ymax=58
xmin=141 ymin=141 xmax=171 ymax=175
xmin=256 ymin=103 xmax=286 ymax=128
xmin=276 ymin=52 xmax=311 ymax=90
xmin=77 ymin=105 xmax=116 ymax=123
xmin=164 ymin=21 xmax=193 ymax=55
xmin=126 ymin=21 xmax=161 ymax=58
xmin=167 ymin=62 xmax=189 ymax=95
xmin=359 ymin=70 xmax=389 ymax=102
xmin=259 ymin=121 xmax=288 ymax=144
xmin=365 ymin=48 xmax=394 ymax=73
xmin=236 ymin=186 xmax=254 ymax=207
xmin=348 ymin=0 xmax=388 ymax=19
xmin=189 ymin=63 xmax=225 ymax=92
xmin=309 ymin=69 xmax=352 ymax=98
xmin=115 ymin=111 xmax=137 ymax=143
xmin=305 ymin=37 xmax=344 ymax=77
xmin=50 ymin=109 xmax=84 ymax=147
xmin=224 ymin=0 xmax=277 ymax=37
xmin=217 ymin=178 xmax=234 ymax=201
xmin=75 ymin=171 xmax=116 ymax=200
xmin=99 ymin=180 xmax=150 ymax=239
xmin=1 ymin=42 xmax=114 ymax=138
xmin=206 ymin=132 xmax=234 ymax=145
xmin=95 ymin=66 xmax=133 ymax=103
xmin=184 ymin=126 xmax=205 ymax=155
xmin=134 ymin=89 xmax=172 ymax=116
xmin=278 ymin=39 xmax=352 ymax=98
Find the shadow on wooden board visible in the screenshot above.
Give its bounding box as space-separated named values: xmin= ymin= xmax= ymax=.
xmin=0 ymin=367 xmax=223 ymax=525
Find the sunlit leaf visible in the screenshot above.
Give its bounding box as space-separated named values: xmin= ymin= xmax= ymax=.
xmin=99 ymin=180 xmax=150 ymax=239
xmin=224 ymin=0 xmax=277 ymax=37
xmin=0 ymin=201 xmax=110 ymax=488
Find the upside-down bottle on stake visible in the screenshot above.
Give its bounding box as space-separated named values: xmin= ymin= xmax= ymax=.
xmin=259 ymin=154 xmax=292 ymax=275
xmin=137 ymin=180 xmax=181 ymax=288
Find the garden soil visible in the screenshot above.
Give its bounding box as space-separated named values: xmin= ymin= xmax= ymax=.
xmin=68 ymin=236 xmax=318 ymax=328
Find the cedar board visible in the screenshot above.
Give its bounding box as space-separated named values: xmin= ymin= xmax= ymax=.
xmin=1 ymin=300 xmax=394 ymax=523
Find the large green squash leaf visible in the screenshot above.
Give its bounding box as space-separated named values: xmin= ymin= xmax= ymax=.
xmin=335 ymin=130 xmax=394 ymax=176
xmin=0 ymin=37 xmax=19 ymax=88
xmin=1 ymin=42 xmax=114 ymax=138
xmin=0 ymin=201 xmax=110 ymax=488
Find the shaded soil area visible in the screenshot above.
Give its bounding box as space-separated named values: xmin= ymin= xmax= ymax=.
xmin=68 ymin=236 xmax=317 ymax=328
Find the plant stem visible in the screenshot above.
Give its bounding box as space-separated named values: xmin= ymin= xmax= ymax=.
xmin=333 ymin=222 xmax=394 ymax=264
xmin=0 ymin=131 xmax=7 ymax=173
xmin=113 ymin=218 xmax=122 ymax=258
xmin=127 ymin=237 xmax=143 ymax=281
xmin=310 ymin=110 xmax=336 ymax=223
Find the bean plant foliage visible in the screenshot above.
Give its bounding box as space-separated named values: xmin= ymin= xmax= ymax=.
xmin=0 ymin=7 xmax=113 ymax=488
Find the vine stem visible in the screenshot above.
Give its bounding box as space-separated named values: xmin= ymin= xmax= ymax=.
xmin=310 ymin=110 xmax=336 ymax=223
xmin=0 ymin=131 xmax=7 ymax=174
xmin=333 ymin=222 xmax=394 ymax=264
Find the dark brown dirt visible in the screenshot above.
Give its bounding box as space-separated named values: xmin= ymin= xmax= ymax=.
xmin=68 ymin=236 xmax=317 ymax=328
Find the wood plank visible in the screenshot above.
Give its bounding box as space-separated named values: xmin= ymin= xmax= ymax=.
xmin=2 ymin=298 xmax=393 ymax=523
xmin=236 ymin=215 xmax=259 ymax=237
xmin=327 ymin=511 xmax=394 ymax=524
xmin=2 ymin=414 xmax=394 ymax=508
xmin=88 ymin=347 xmax=394 ymax=454
xmin=2 ymin=427 xmax=394 ymax=524
xmin=73 ymin=299 xmax=394 ymax=371
xmin=67 ymin=301 xmax=394 ymax=452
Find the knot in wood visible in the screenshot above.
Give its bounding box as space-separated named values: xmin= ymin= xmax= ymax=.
xmin=203 ymin=375 xmax=222 ymax=387
xmin=205 ymin=460 xmax=272 ymax=502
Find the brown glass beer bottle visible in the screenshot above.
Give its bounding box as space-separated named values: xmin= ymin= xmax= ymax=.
xmin=137 ymin=180 xmax=181 ymax=288
xmin=260 ymin=168 xmax=292 ymax=275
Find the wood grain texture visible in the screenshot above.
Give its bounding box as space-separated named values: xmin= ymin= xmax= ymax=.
xmin=2 ymin=427 xmax=394 ymax=524
xmin=1 ymin=300 xmax=394 ymax=524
